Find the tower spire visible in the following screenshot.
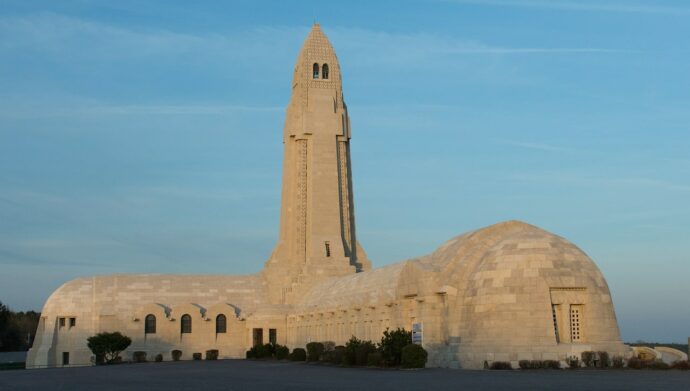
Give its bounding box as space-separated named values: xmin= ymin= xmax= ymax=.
xmin=262 ymin=25 xmax=370 ymax=304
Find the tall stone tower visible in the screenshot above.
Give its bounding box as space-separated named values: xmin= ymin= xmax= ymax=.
xmin=263 ymin=24 xmax=371 ymax=304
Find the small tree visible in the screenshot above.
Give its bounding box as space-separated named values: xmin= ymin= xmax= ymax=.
xmin=378 ymin=328 xmax=412 ymax=366
xmin=86 ymin=332 xmax=131 ymax=364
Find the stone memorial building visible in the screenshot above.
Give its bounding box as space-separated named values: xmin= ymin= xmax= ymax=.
xmin=27 ymin=25 xmax=629 ymax=369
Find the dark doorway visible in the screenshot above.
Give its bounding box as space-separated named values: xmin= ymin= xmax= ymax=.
xmin=269 ymin=328 xmax=277 ymax=344
xmin=252 ymin=328 xmax=263 ymax=346
xmin=62 ymin=352 xmax=69 ymax=366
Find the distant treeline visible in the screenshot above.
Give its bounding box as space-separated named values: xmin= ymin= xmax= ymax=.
xmin=0 ymin=301 xmax=40 ymax=352
xmin=627 ymin=341 xmax=689 ymax=355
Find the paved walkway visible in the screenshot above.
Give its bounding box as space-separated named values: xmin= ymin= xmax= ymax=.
xmin=1 ymin=360 xmax=688 ymax=390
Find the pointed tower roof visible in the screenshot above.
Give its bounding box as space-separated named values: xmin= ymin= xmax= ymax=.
xmin=292 ymin=24 xmax=342 ymax=87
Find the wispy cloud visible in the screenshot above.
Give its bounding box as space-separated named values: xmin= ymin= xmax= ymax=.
xmin=497 ymin=139 xmax=570 ymax=152
xmin=511 ymin=172 xmax=690 ymax=192
xmin=444 ymin=0 xmax=690 ymax=15
xmin=0 ymin=104 xmax=283 ymax=119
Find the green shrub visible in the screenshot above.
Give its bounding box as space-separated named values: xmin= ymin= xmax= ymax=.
xmin=86 ymin=332 xmax=132 ymax=364
xmin=355 ymin=341 xmax=377 ymax=366
xmin=171 ymin=350 xmax=182 ymax=361
xmin=566 ymin=356 xmax=580 ymax=369
xmin=581 ymin=351 xmax=595 ymax=368
xmin=612 ymin=355 xmax=624 ymax=368
xmin=154 ymin=353 xmax=163 ymax=363
xmin=205 ymin=349 xmax=219 ymax=360
xmin=367 ymin=351 xmax=383 ymax=367
xmin=378 ymin=328 xmax=412 ymax=367
xmin=648 ymin=360 xmax=670 ymax=370
xmin=132 ymin=351 xmax=147 ymax=363
xmin=344 ymin=336 xmax=375 ymax=366
xmin=489 ymin=361 xmax=513 ymax=370
xmin=192 ymin=353 xmax=202 ymax=360
xmin=671 ymin=360 xmax=690 ymax=370
xmin=275 ymin=345 xmax=290 ymax=360
xmin=331 ymin=346 xmax=345 ymax=365
xmin=596 ymin=351 xmax=610 ymax=368
xmin=627 ymin=356 xmax=644 ymax=369
xmin=323 ymin=341 xmax=336 ymax=353
xmin=306 ymin=342 xmax=325 ymax=362
xmin=543 ymin=360 xmax=560 ymax=369
xmin=401 ymin=344 xmax=427 ymax=368
xmin=289 ymin=348 xmax=307 ymax=361
xmin=518 ymin=360 xmax=530 ymax=369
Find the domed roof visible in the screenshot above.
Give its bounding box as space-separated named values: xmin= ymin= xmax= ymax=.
xmin=422 ymin=220 xmax=609 ymax=291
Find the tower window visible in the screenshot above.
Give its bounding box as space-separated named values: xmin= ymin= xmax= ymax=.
xmin=325 ymin=241 xmax=331 ymax=257
xmin=69 ymin=317 xmax=76 ymax=328
xmin=322 ymin=63 xmax=329 ymax=79
xmin=181 ymin=314 xmax=192 ymax=334
xmin=313 ymin=63 xmax=319 ymax=79
xmin=59 ymin=317 xmax=66 ymax=328
xmin=145 ymin=314 xmax=156 ymax=334
xmin=216 ymin=314 xmax=227 ymax=334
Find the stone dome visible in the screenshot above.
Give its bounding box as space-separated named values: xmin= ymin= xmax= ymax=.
xmin=427 ymin=221 xmax=626 ymax=368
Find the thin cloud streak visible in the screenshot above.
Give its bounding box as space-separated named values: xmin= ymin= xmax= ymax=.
xmin=445 ymin=0 xmax=690 ymax=15
xmin=498 ymin=139 xmax=570 ymax=152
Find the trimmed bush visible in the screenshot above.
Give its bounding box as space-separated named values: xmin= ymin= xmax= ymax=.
xmin=378 ymin=328 xmax=412 ymax=367
xmin=543 ymin=360 xmax=560 ymax=369
xmin=344 ymin=336 xmax=363 ymax=366
xmin=306 ymin=342 xmax=325 ymax=362
xmin=566 ymin=356 xmax=580 ymax=369
xmin=581 ymin=351 xmax=595 ymax=368
xmin=519 ymin=360 xmax=530 ymax=369
xmin=132 ymin=351 xmax=147 ymax=363
xmin=86 ymin=332 xmax=132 ymax=364
xmin=367 ymin=351 xmax=383 ymax=367
xmin=192 ymin=353 xmax=202 ymax=360
xmin=401 ymin=344 xmax=427 ymax=368
xmin=671 ymin=360 xmax=690 ymax=370
xmin=489 ymin=361 xmax=513 ymax=370
xmin=612 ymin=355 xmax=624 ymax=368
xmin=331 ymin=346 xmax=346 ymax=365
xmin=355 ymin=341 xmax=377 ymax=366
xmin=289 ymin=348 xmax=307 ymax=361
xmin=205 ymin=349 xmax=219 ymax=360
xmin=323 ymin=341 xmax=336 ymax=353
xmin=596 ymin=351 xmax=610 ymax=368
xmin=154 ymin=353 xmax=163 ymax=363
xmin=627 ymin=356 xmax=644 ymax=369
xmin=172 ymin=350 xmax=182 ymax=361
xmin=648 ymin=360 xmax=670 ymax=370
xmin=275 ymin=345 xmax=290 ymax=360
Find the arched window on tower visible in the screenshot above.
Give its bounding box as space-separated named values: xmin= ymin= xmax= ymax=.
xmin=313 ymin=63 xmax=319 ymax=79
xmin=145 ymin=314 xmax=156 ymax=334
xmin=216 ymin=314 xmax=227 ymax=334
xmin=322 ymin=64 xmax=329 ymax=79
xmin=181 ymin=314 xmax=192 ymax=334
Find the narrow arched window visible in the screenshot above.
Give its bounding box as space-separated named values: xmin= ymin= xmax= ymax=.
xmin=181 ymin=314 xmax=192 ymax=334
xmin=145 ymin=314 xmax=156 ymax=334
xmin=322 ymin=64 xmax=329 ymax=80
xmin=313 ymin=63 xmax=319 ymax=79
xmin=216 ymin=314 xmax=227 ymax=334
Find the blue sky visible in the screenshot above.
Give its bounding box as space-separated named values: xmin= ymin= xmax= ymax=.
xmin=1 ymin=0 xmax=688 ymax=342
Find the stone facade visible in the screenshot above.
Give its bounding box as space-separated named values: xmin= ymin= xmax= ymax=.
xmin=26 ymin=25 xmax=629 ymax=369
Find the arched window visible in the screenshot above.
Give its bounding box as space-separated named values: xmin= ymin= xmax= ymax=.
xmin=216 ymin=314 xmax=227 ymax=334
xmin=181 ymin=314 xmax=192 ymax=334
xmin=313 ymin=63 xmax=319 ymax=79
xmin=145 ymin=314 xmax=156 ymax=334
xmin=322 ymin=63 xmax=329 ymax=80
